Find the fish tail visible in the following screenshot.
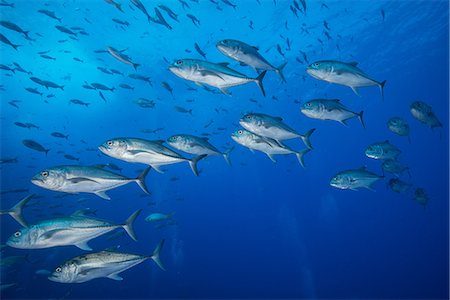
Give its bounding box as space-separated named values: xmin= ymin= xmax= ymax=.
xmin=133 ymin=63 xmax=140 ymax=71
xmin=300 ymin=128 xmax=315 ymax=149
xmin=122 ymin=209 xmax=142 ymax=241
xmin=45 ymin=148 xmax=50 ymax=156
xmin=276 ymin=62 xmax=287 ymax=83
xmin=135 ymin=166 xmax=151 ymax=194
xmin=3 ymin=194 xmax=34 ymax=227
xmin=23 ymin=31 xmax=30 ymax=38
xmin=358 ymin=111 xmax=366 ymax=129
xmin=188 ymin=154 xmax=207 ymax=176
xmin=12 ymin=44 xmax=21 ymax=51
xmin=379 ymin=80 xmax=386 ymax=101
xmin=57 ymin=17 xmax=62 ymax=23
xmin=223 ymin=146 xmax=235 ymax=166
xmin=150 ymin=239 xmax=166 ymax=271
xmin=60 ymin=86 xmax=65 ymax=91
xmin=295 ymin=148 xmax=311 ymax=168
xmin=254 ymin=70 xmax=267 ymax=97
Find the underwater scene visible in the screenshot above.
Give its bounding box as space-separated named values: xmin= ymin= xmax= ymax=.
xmin=0 ymin=0 xmax=449 ymax=299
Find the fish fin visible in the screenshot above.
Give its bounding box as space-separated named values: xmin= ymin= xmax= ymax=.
xmin=358 ymin=111 xmax=365 ymax=128
xmin=135 ymin=166 xmax=151 ymax=194
xmin=300 ymin=128 xmax=315 ymax=149
xmin=6 ymin=194 xmax=34 ymax=227
xmin=347 ymin=61 xmax=359 ymax=66
xmin=122 ymin=209 xmax=142 ymax=241
xmin=74 ymin=241 xmax=92 ymax=251
xmin=274 ymin=116 xmax=283 ymax=121
xmin=189 ymin=154 xmax=207 ymax=176
xmin=71 ymin=210 xmax=88 ymax=217
xmin=379 ymin=80 xmax=386 ymax=101
xmin=252 ymin=46 xmax=259 ymax=51
xmin=266 ymin=153 xmax=277 ymax=162
xmin=223 ymin=146 xmax=234 ymax=166
xmin=40 ymin=229 xmax=66 ymax=240
xmin=151 ymin=165 xmax=164 ymax=173
xmin=200 ymin=70 xmax=225 ymax=81
xmin=249 ymin=148 xmax=255 ymax=153
xmin=151 ymin=239 xmax=166 ymax=271
xmin=350 ymin=86 xmax=361 ymax=96
xmin=107 ymin=273 xmax=123 ymax=281
xmin=275 ymin=62 xmax=287 ymax=82
xmin=133 ymin=63 xmax=140 ymax=71
xmin=69 ymin=177 xmax=98 ymax=184
xmin=339 ymin=120 xmax=349 ymax=126
xmin=217 ymin=62 xmax=230 ymax=67
xmin=219 ymin=87 xmax=231 ymax=95
xmin=254 ymin=70 xmax=267 ymax=97
xmin=366 ymin=186 xmax=376 ymax=192
xmin=296 ymin=148 xmax=311 ymax=168
xmin=128 ymin=149 xmax=149 ymax=155
xmin=94 ymin=191 xmax=111 ymax=200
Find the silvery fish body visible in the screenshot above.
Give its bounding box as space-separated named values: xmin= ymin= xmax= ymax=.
xmin=387 ymin=117 xmax=410 ymax=137
xmin=31 ymin=165 xmax=150 ymax=200
xmin=306 ymin=60 xmax=386 ymax=99
xmin=231 ymin=129 xmax=310 ymax=167
xmin=99 ymin=138 xmax=205 ymax=175
xmin=48 ymin=240 xmax=165 ymax=283
xmin=410 ymin=101 xmax=442 ymax=129
xmin=169 ymin=58 xmax=266 ymax=96
xmin=365 ymin=140 xmax=401 ymax=160
xmin=330 ymin=167 xmax=383 ymax=191
xmin=301 ymin=99 xmax=365 ymax=128
xmin=240 ymin=113 xmax=315 ymax=149
xmin=388 ymin=178 xmax=412 ymax=193
xmin=381 ymin=159 xmax=409 ymax=177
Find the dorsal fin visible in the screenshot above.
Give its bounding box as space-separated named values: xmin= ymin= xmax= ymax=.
xmin=274 ymin=116 xmax=283 ymax=121
xmin=71 ymin=210 xmax=88 ymax=217
xmin=347 ymin=61 xmax=358 ymax=66
xmin=252 ymin=46 xmax=259 ymax=51
xmin=217 ymin=62 xmax=229 ymax=67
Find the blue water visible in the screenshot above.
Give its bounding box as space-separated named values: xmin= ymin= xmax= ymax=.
xmin=1 ymin=0 xmax=449 ymax=299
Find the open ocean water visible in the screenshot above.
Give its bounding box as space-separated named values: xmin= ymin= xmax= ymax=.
xmin=0 ymin=0 xmax=449 ymax=299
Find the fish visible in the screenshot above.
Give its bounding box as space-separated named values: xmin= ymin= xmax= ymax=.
xmin=161 ymin=81 xmax=173 ymax=95
xmin=186 ymin=14 xmax=200 ymax=27
xmin=55 ymin=25 xmax=77 ymax=36
xmin=0 ymin=0 xmax=15 ymax=8
xmin=0 ymin=21 xmax=29 ymax=38
xmin=112 ymin=19 xmax=130 ymax=26
xmin=110 ymin=69 xmax=124 ymax=76
xmin=0 ymin=32 xmax=20 ymax=50
xmin=107 ymin=47 xmax=140 ymax=70
xmin=221 ymin=0 xmax=237 ymax=9
xmin=365 ymin=140 xmax=401 ymax=160
xmin=152 ymin=7 xmax=172 ymax=30
xmin=9 ymin=101 xmax=19 ymax=108
xmin=99 ymin=138 xmax=206 ymax=176
xmin=40 ymin=54 xmax=56 ymax=60
xmin=174 ymin=106 xmax=192 ymax=114
xmin=0 ymin=194 xmax=33 ymax=227
xmin=240 ymin=113 xmax=315 ymax=149
xmin=97 ymin=67 xmax=113 ymax=74
xmin=330 ymin=167 xmax=384 ymax=191
xmin=231 ymin=129 xmax=310 ymax=167
xmin=216 ymin=39 xmax=287 ymax=82
xmin=381 ymin=159 xmax=410 ymax=177
xmin=128 ymin=73 xmax=152 ymax=85
xmin=73 ymin=57 xmax=84 ymax=63
xmin=167 ymin=134 xmax=234 ymax=165
xmin=0 ymin=157 xmax=18 ymax=163
xmin=51 ymin=132 xmax=69 ymax=139
xmin=31 ymin=165 xmax=151 ymax=200
xmin=158 ymin=5 xmax=178 ymax=22
xmin=306 ymin=60 xmax=386 ymax=100
xmin=0 ymin=255 xmax=28 ymax=267
xmin=0 ymin=64 xmax=15 ymax=73
xmin=179 ymin=0 xmax=190 ymax=10
xmin=388 ymin=178 xmax=412 ymax=193
xmin=410 ymin=101 xmax=442 ymax=129
xmin=30 ymin=77 xmax=64 ymax=90
xmin=7 ymin=209 xmax=141 ymax=250
xmin=145 ymin=212 xmax=174 ymax=222
xmin=64 ymin=154 xmax=79 ymax=161
xmin=25 ymin=87 xmax=43 ymax=96
xmin=169 ymin=59 xmax=266 ymax=96
xmin=300 ymin=99 xmax=365 ymax=128
xmin=22 ymin=139 xmax=50 ymax=155
xmin=194 ymin=42 xmax=206 ymax=59
xmin=134 ymin=98 xmax=155 ymax=108
xmin=48 ymin=239 xmax=165 ymax=283
xmin=413 ymin=188 xmax=428 ymax=207
xmin=70 ymin=99 xmax=90 ymax=107
xmin=90 ymin=82 xmax=115 ymax=91
xmin=387 ymin=117 xmax=410 ymax=141
xmin=99 ymin=91 xmax=107 ymax=102
xmin=104 ymin=0 xmax=123 ymax=12
xmin=130 ymin=0 xmax=152 ymax=22
xmin=38 ymin=9 xmax=62 ymax=22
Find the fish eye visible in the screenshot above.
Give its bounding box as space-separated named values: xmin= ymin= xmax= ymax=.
xmin=107 ymin=141 xmax=113 ymax=146
xmin=55 ymin=266 xmax=62 ymax=273
xmin=14 ymin=231 xmax=21 ymax=237
xmin=176 ymin=60 xmax=183 ymax=65
xmin=41 ymin=171 xmax=49 ymax=177
xmin=313 ymin=63 xmax=319 ymax=67
xmin=238 ymin=130 xmax=243 ymax=134
xmin=306 ymin=103 xmax=311 ymax=107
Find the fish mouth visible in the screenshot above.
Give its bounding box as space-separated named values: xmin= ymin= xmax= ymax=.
xmin=47 ymin=274 xmax=60 ymax=282
xmin=98 ymin=145 xmax=108 ymax=153
xmin=31 ymin=178 xmax=43 ymax=185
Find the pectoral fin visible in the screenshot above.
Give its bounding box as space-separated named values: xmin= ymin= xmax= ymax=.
xmin=41 ymin=229 xmax=67 ymax=240
xmin=74 ymin=241 xmax=92 ymax=251
xmin=266 ymin=153 xmax=277 ymax=162
xmin=350 ymin=86 xmax=361 ymax=96
xmin=107 ymin=273 xmax=123 ymax=281
xmin=69 ymin=177 xmax=99 ymax=184
xmin=94 ymin=191 xmax=111 ymax=200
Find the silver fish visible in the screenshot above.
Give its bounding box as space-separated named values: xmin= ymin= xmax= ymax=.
xmin=48 ymin=240 xmax=165 ymax=283
xmin=107 ymin=47 xmax=140 ymax=70
xmin=301 ymin=99 xmax=364 ymax=128
xmin=387 ymin=117 xmax=410 ymax=141
xmin=381 ymin=159 xmax=410 ymax=177
xmin=388 ymin=178 xmax=412 ymax=194
xmin=99 ymin=138 xmax=206 ymax=176
xmin=31 ymin=165 xmax=150 ymax=200
xmin=169 ymin=59 xmax=266 ymax=96
xmin=330 ymin=167 xmax=384 ymax=191
xmin=410 ymin=101 xmax=442 ymax=129
xmin=365 ymin=140 xmax=401 ymax=160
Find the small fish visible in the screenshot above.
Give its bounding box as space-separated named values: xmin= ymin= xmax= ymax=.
xmin=30 ymin=77 xmax=64 ymax=90
xmin=145 ymin=212 xmax=174 ymax=222
xmin=387 ymin=117 xmax=410 ymax=141
xmin=40 ymin=54 xmax=56 ymax=60
xmin=22 ymin=139 xmax=50 ymax=155
xmin=0 ymin=33 xmax=20 ymax=50
xmin=97 ymin=67 xmax=113 ymax=74
xmin=48 ymin=240 xmax=165 ymax=283
xmin=55 ymin=25 xmax=77 ymax=36
xmin=0 ymin=21 xmax=29 ymax=38
xmin=70 ymin=99 xmax=90 ymax=107
xmin=158 ymin=4 xmax=178 ymax=22
xmin=51 ymin=132 xmax=69 ymax=139
xmin=64 ymin=154 xmax=79 ymax=161
xmin=112 ymin=18 xmax=130 ymax=26
xmin=151 ymin=7 xmax=172 ymax=30
xmin=107 ymin=46 xmax=140 ymax=70
xmin=381 ymin=9 xmax=385 ymax=21
xmin=365 ymin=140 xmax=401 ymax=160
xmin=410 ymin=101 xmax=442 ymax=129
xmin=38 ymin=9 xmax=62 ymax=23
xmin=161 ymin=81 xmax=173 ymax=95
xmin=388 ymin=178 xmax=412 ymax=194
xmin=104 ymin=0 xmax=123 ymax=12
xmin=413 ymin=188 xmax=428 ymax=207
xmin=381 ymin=159 xmax=409 ymax=177
xmin=134 ymin=98 xmax=155 ymax=108
xmin=99 ymin=91 xmax=107 ymax=102
xmin=119 ymin=83 xmax=134 ymax=90
xmin=90 ymin=82 xmax=115 ymax=91
xmin=0 ymin=157 xmax=18 ymax=163
xmin=25 ymin=87 xmax=43 ymax=96
xmin=186 ymin=14 xmax=200 ymax=27
xmin=73 ymin=57 xmax=84 ymax=63
xmin=330 ymin=167 xmax=384 ymax=191
xmin=221 ymin=0 xmax=236 ymax=9
xmin=174 ymin=106 xmax=192 ymax=114
xmin=128 ymin=73 xmax=152 ymax=85
xmin=194 ymin=42 xmax=206 ymax=59
xmin=110 ymin=69 xmax=124 ymax=76
xmin=301 ymin=99 xmax=365 ymax=128
xmin=130 ymin=0 xmax=152 ymax=22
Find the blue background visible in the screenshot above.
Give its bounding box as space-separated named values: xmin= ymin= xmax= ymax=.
xmin=1 ymin=0 xmax=448 ymax=299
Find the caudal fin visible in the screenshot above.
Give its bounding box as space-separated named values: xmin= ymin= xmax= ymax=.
xmin=254 ymin=70 xmax=267 ymax=97
xmin=295 ymin=148 xmax=311 ymax=168
xmin=150 ymin=239 xmax=166 ymax=271
xmin=358 ymin=111 xmax=365 ymax=129
xmin=0 ymin=194 xmax=34 ymax=227
xmin=135 ymin=166 xmax=151 ymax=194
xmin=299 ymin=128 xmax=315 ymax=149
xmin=133 ymin=63 xmax=140 ymax=71
xmin=222 ymin=146 xmax=234 ymax=166
xmin=12 ymin=44 xmax=21 ymax=51
xmin=122 ymin=209 xmax=142 ymax=241
xmin=275 ymin=62 xmax=287 ymax=83
xmin=188 ymin=154 xmax=207 ymax=176
xmin=379 ymin=80 xmax=386 ymax=101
